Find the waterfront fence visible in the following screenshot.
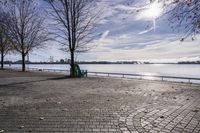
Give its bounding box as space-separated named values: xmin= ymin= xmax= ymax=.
xmin=21 ymin=67 xmax=200 ymax=84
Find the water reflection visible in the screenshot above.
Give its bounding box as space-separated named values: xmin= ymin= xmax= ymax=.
xmin=141 ymin=72 xmax=159 ymax=80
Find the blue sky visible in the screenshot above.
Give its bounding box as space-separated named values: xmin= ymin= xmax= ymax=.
xmin=6 ymin=0 xmax=200 ymax=62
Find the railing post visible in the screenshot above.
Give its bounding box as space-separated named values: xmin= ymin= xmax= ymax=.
xmin=108 ymin=73 xmax=109 ymax=77
xmin=162 ymin=77 xmax=164 ymax=81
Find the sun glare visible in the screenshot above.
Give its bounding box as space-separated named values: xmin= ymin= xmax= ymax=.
xmin=137 ymin=1 xmax=163 ymax=31
xmin=142 ymin=2 xmax=163 ymax=20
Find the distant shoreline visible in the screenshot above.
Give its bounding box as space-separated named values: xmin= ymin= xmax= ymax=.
xmin=3 ymin=62 xmax=200 ymax=65
xmin=2 ymin=60 xmax=200 ymax=65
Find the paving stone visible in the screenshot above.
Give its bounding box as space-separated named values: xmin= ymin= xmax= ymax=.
xmin=0 ymin=70 xmax=200 ymax=133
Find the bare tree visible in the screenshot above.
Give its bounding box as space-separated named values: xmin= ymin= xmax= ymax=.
xmin=0 ymin=28 xmax=11 ymax=69
xmin=45 ymin=0 xmax=100 ymax=77
xmin=162 ymin=0 xmax=200 ymax=40
xmin=0 ymin=4 xmax=11 ymax=69
xmin=5 ymin=0 xmax=49 ymax=71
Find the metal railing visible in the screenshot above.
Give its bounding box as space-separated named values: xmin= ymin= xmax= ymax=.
xmin=6 ymin=67 xmax=200 ymax=84
xmin=23 ymin=68 xmax=200 ymax=83
xmin=27 ymin=68 xmax=70 ymax=73
xmin=87 ymin=71 xmax=200 ymax=83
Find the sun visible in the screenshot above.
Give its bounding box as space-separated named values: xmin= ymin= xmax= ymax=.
xmin=142 ymin=1 xmax=163 ymax=20
xmin=137 ymin=1 xmax=163 ymax=31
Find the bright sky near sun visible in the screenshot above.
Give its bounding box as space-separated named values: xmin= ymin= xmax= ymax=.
xmin=6 ymin=0 xmax=200 ymax=62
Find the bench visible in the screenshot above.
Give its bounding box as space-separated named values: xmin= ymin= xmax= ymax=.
xmin=75 ymin=64 xmax=87 ymax=77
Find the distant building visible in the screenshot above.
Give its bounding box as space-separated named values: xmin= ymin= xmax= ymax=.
xmin=60 ymin=59 xmax=65 ymax=63
xmin=50 ymin=56 xmax=54 ymax=63
xmin=65 ymin=58 xmax=68 ymax=62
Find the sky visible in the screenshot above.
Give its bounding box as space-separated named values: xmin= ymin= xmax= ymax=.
xmin=5 ymin=0 xmax=200 ymax=63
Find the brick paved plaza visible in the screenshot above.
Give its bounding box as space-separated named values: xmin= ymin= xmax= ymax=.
xmin=0 ymin=70 xmax=200 ymax=133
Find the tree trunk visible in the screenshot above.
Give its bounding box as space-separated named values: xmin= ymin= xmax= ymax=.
xmin=1 ymin=52 xmax=3 ymax=69
xmin=70 ymin=51 xmax=75 ymax=77
xmin=22 ymin=52 xmax=26 ymax=72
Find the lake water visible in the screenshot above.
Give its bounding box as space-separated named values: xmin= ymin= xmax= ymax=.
xmin=5 ymin=64 xmax=200 ymax=78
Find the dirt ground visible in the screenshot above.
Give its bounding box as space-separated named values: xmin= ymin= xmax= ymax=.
xmin=0 ymin=69 xmax=200 ymax=133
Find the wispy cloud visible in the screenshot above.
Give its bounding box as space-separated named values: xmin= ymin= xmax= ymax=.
xmin=138 ymin=27 xmax=154 ymax=34
xmin=81 ymin=34 xmax=200 ymax=61
xmin=115 ymin=5 xmax=140 ymax=11
xmin=100 ymin=30 xmax=110 ymax=40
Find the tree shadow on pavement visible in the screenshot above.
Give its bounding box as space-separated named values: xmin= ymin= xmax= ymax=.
xmin=0 ymin=79 xmax=49 ymax=87
xmin=47 ymin=76 xmax=71 ymax=80
xmin=0 ymin=76 xmax=76 ymax=87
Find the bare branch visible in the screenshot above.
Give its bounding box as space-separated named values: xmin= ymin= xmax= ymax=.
xmin=4 ymin=0 xmax=50 ymax=71
xmin=45 ymin=0 xmax=101 ymax=77
xmin=162 ymin=0 xmax=199 ymax=39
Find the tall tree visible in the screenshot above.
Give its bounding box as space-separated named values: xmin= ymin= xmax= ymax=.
xmin=45 ymin=0 xmax=100 ymax=77
xmin=5 ymin=0 xmax=49 ymax=71
xmin=0 ymin=4 xmax=11 ymax=69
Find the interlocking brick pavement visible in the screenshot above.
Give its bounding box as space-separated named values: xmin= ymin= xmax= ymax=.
xmin=0 ymin=70 xmax=200 ymax=133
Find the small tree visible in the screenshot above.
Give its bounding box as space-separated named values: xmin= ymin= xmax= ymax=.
xmin=45 ymin=0 xmax=100 ymax=77
xmin=5 ymin=0 xmax=49 ymax=71
xmin=0 ymin=5 xmax=11 ymax=69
